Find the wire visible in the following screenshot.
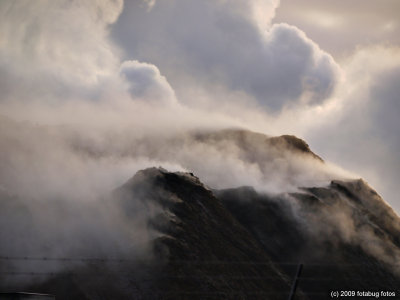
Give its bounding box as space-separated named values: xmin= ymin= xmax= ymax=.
xmin=0 ymin=256 xmax=396 ymax=266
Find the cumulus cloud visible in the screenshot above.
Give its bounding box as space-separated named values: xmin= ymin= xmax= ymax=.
xmin=120 ymin=60 xmax=176 ymax=104
xmin=305 ymin=47 xmax=400 ymax=212
xmin=0 ymin=0 xmax=178 ymax=107
xmin=274 ymin=0 xmax=400 ymax=59
xmin=0 ymin=0 xmax=124 ymax=102
xmin=112 ymin=0 xmax=340 ymax=111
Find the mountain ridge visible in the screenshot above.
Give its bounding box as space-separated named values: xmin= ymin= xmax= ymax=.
xmin=1 ymin=129 xmax=399 ymax=299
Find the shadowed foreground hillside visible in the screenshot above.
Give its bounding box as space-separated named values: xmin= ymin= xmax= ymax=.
xmin=0 ymin=131 xmax=399 ymax=299
xmin=2 ymin=168 xmax=397 ymax=299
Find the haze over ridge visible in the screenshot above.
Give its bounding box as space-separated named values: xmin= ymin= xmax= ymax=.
xmin=0 ymin=0 xmax=399 ymax=216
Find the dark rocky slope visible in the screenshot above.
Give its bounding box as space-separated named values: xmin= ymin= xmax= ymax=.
xmin=1 ymin=129 xmax=400 ymax=299
xmin=113 ymin=168 xmax=301 ymax=300
xmin=2 ymin=168 xmax=301 ymax=299
xmin=14 ymin=167 xmax=400 ymax=299
xmin=215 ymin=180 xmax=400 ymax=298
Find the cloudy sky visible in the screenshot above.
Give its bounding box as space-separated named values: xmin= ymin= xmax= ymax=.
xmin=0 ymin=0 xmax=399 ymax=212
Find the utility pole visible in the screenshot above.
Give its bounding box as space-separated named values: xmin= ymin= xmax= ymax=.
xmin=288 ymin=263 xmax=303 ymax=300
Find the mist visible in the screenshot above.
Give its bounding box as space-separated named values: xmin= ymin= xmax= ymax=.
xmin=1 ymin=0 xmax=399 ymax=291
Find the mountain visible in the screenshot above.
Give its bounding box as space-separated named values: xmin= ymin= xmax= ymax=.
xmin=115 ymin=168 xmax=400 ymax=299
xmin=215 ymin=180 xmax=400 ymax=297
xmin=0 ymin=129 xmax=399 ymax=299
xmin=113 ymin=167 xmax=306 ymax=300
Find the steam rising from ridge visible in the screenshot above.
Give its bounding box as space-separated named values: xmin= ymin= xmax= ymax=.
xmin=0 ymin=0 xmax=353 ymax=200
xmin=0 ymin=0 xmax=399 ymax=288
